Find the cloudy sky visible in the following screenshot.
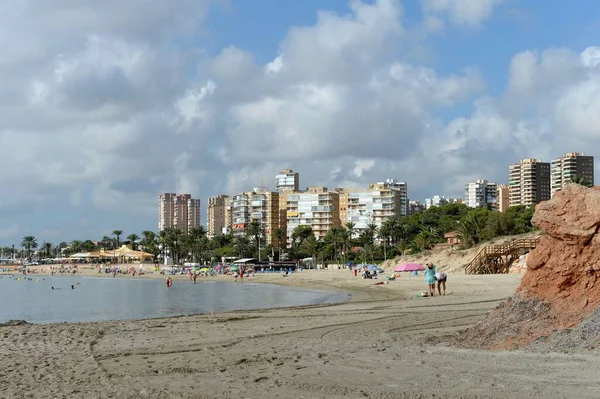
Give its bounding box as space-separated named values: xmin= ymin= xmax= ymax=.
xmin=1 ymin=0 xmax=599 ymax=244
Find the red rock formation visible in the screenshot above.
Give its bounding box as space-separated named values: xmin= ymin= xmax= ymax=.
xmin=520 ymin=184 xmax=600 ymax=326
xmin=458 ymin=184 xmax=600 ymax=349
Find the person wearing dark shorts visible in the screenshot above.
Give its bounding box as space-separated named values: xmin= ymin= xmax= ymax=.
xmin=435 ymin=271 xmax=447 ymax=296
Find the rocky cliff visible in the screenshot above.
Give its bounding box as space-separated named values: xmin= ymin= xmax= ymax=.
xmin=457 ymin=184 xmax=600 ymax=350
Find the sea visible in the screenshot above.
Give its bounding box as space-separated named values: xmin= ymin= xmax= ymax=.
xmin=0 ymin=274 xmax=349 ymax=324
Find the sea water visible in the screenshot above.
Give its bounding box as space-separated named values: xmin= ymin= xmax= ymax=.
xmin=0 ymin=275 xmax=349 ymax=324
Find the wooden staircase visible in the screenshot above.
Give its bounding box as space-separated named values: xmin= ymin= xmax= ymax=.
xmin=465 ymin=238 xmax=540 ymax=274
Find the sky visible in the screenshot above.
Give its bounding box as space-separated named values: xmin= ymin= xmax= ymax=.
xmin=1 ymin=0 xmax=600 ymax=245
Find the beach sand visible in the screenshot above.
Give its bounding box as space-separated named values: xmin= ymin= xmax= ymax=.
xmin=2 ymin=270 xmax=600 ymax=398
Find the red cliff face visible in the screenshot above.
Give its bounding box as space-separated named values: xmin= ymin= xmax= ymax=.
xmin=521 ymin=184 xmax=600 ymax=322
xmin=457 ymin=184 xmax=600 ymax=350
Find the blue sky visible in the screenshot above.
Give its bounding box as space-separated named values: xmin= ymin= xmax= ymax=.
xmin=0 ymin=0 xmax=599 ymax=245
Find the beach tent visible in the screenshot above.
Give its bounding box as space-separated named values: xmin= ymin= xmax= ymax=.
xmin=394 ymin=263 xmax=425 ymax=298
xmin=111 ymin=245 xmax=154 ymax=263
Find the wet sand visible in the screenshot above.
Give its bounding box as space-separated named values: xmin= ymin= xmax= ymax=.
xmin=2 ymin=271 xmax=600 ymax=398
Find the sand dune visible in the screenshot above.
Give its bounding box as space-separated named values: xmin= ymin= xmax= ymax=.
xmin=2 ymin=271 xmax=600 ymax=398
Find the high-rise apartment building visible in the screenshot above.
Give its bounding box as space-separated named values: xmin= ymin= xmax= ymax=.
xmin=281 ymin=187 xmax=340 ymax=244
xmin=508 ymin=158 xmax=551 ymax=207
xmin=376 ymin=179 xmax=408 ymax=217
xmin=551 ymin=152 xmax=595 ymax=197
xmin=275 ymin=169 xmax=299 ymax=193
xmin=207 ymin=195 xmax=231 ymax=236
xmin=464 ymin=179 xmax=498 ymax=210
xmin=231 ymin=189 xmax=279 ymax=245
xmin=338 ymin=182 xmax=402 ymax=235
xmin=158 ymin=193 xmax=201 ymax=234
xmin=497 ymin=184 xmax=510 ymax=213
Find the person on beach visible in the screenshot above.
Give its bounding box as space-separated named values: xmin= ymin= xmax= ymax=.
xmin=424 ymin=263 xmax=437 ymax=297
xmin=436 ymin=271 xmax=447 ymax=296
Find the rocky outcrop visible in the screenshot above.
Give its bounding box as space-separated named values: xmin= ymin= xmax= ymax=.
xmin=457 ymin=184 xmax=600 ymax=350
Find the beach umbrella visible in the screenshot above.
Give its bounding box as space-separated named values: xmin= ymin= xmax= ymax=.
xmin=394 ymin=263 xmax=425 ymax=298
xmin=365 ymin=264 xmax=383 ymax=273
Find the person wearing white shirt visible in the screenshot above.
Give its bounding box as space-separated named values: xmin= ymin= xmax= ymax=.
xmin=435 ymin=271 xmax=447 ymax=296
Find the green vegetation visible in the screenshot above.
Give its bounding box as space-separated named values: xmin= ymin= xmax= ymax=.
xmin=3 ymin=203 xmax=535 ymax=265
xmin=567 ymin=175 xmax=593 ymax=187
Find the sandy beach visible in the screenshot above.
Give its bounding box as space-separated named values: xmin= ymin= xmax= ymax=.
xmin=2 ymin=270 xmax=600 ymax=399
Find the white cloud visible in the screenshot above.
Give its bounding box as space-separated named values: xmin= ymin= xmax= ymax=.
xmin=421 ymin=0 xmax=506 ymax=27
xmin=0 ymin=0 xmax=599 ymax=244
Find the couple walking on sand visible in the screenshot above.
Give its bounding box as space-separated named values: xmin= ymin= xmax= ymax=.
xmin=423 ymin=263 xmax=447 ymax=297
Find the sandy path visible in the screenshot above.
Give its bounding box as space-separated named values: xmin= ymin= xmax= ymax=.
xmin=2 ymin=273 xmax=600 ymax=398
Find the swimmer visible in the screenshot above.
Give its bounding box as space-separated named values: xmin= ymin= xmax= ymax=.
xmin=71 ymin=285 xmax=75 ymax=289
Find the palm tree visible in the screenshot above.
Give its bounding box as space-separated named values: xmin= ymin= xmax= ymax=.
xmin=126 ymin=233 xmax=140 ymax=250
xmin=365 ymin=223 xmax=378 ymax=245
xmin=299 ymin=236 xmax=321 ymax=269
xmin=413 ymin=231 xmax=434 ymax=251
xmin=567 ymin=175 xmax=593 ymax=187
xmin=345 ymin=222 xmax=356 ymax=239
xmin=162 ymin=228 xmax=184 ymax=264
xmin=112 ymin=230 xmax=123 ymax=248
xmin=325 ymin=227 xmax=345 ymax=263
xmin=274 ymin=228 xmax=286 ymax=260
xmin=246 ymin=221 xmax=264 ymax=259
xmin=234 ymin=236 xmax=253 ymax=258
xmin=21 ymin=236 xmax=37 ymax=260
xmin=42 ymin=242 xmax=53 ymax=259
xmin=141 ymin=231 xmax=159 ymax=264
xmin=456 ymin=212 xmax=487 ymax=248
xmin=70 ymin=240 xmax=82 ymax=255
xmin=187 ymin=227 xmax=208 ymax=263
xmin=100 ymin=235 xmax=114 ymax=250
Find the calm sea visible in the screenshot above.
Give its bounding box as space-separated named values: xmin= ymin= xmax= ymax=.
xmin=0 ymin=274 xmax=349 ymax=324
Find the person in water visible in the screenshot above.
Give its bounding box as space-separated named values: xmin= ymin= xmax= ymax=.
xmin=166 ymin=277 xmax=173 ymax=288
xmin=424 ymin=263 xmax=437 ymax=297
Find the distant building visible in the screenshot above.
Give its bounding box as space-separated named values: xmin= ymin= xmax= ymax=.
xmin=275 ymin=168 xmax=299 ymax=193
xmin=338 ymin=182 xmax=402 ymax=236
xmin=231 ymin=189 xmax=279 ymax=245
xmin=424 ymin=195 xmax=448 ymax=209
xmin=376 ymin=179 xmax=408 ymax=217
xmin=497 ymin=184 xmax=510 ymax=212
xmin=509 ymin=158 xmax=551 ymax=207
xmin=280 ymin=187 xmax=341 ymax=245
xmin=464 ymin=179 xmax=498 ymax=210
xmin=551 ymin=152 xmax=594 ymax=197
xmin=207 ymin=195 xmax=231 ymax=236
xmin=158 ymin=193 xmax=201 ymax=235
xmin=408 ymin=200 xmax=426 ymax=215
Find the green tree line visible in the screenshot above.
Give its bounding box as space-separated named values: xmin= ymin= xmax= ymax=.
xmin=5 ymin=204 xmax=535 ymax=266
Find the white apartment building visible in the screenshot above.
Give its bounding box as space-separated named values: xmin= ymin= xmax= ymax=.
xmin=283 ymin=187 xmax=340 ymax=244
xmin=275 ymin=168 xmax=299 ymax=193
xmin=464 ymin=179 xmax=498 ymax=210
xmin=424 ymin=195 xmax=448 ymax=209
xmin=551 ymin=152 xmax=595 ymax=197
xmin=158 ymin=193 xmax=201 ymax=235
xmin=338 ymin=182 xmax=402 ymax=235
xmin=375 ymin=179 xmax=408 ymax=217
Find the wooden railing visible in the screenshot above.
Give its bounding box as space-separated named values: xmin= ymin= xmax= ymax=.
xmin=465 ymin=238 xmax=540 ymax=274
